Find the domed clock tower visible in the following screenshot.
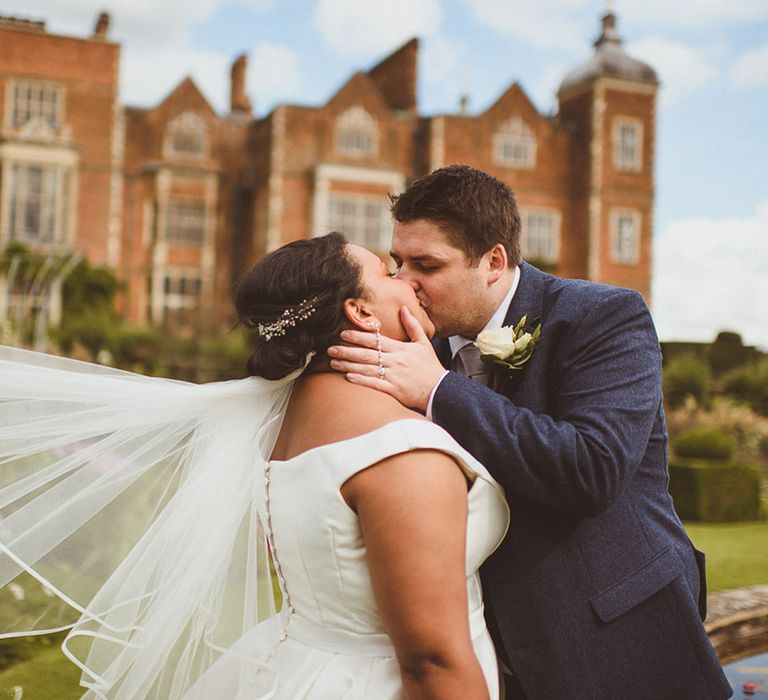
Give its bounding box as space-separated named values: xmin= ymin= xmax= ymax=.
xmin=557 ymin=11 xmax=659 ymax=301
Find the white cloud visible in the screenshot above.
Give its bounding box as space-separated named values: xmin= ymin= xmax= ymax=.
xmin=3 ymin=0 xmax=222 ymax=47
xmin=652 ymin=202 xmax=768 ymax=350
xmin=419 ymin=35 xmax=467 ymax=112
xmin=314 ymin=0 xmax=442 ymax=58
xmin=461 ymin=0 xmax=768 ymax=56
xmin=5 ymin=1 xmax=232 ymax=111
xmin=227 ymin=0 xmax=274 ymax=10
xmin=627 ymin=37 xmax=720 ymax=103
xmin=248 ymin=43 xmax=304 ymax=113
xmin=530 ymin=63 xmax=570 ymax=114
xmin=460 ymin=0 xmax=590 ymax=51
xmin=731 ymin=44 xmax=768 ymax=89
xmin=7 ymin=1 xmax=280 ymax=112
xmin=620 ymin=0 xmax=768 ymax=31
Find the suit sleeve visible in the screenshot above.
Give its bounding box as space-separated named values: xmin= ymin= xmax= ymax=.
xmin=432 ymin=288 xmax=663 ymax=518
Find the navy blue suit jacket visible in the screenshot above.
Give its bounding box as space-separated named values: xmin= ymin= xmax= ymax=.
xmin=432 ymin=262 xmax=731 ymax=699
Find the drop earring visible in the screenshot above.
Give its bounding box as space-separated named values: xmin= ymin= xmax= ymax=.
xmin=366 ymin=322 xmax=385 ymax=380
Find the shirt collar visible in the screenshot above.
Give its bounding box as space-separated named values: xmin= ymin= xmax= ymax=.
xmin=448 ymin=265 xmax=520 ymax=357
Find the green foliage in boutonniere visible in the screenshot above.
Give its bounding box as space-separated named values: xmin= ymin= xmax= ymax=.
xmin=474 ymin=315 xmax=542 ymax=388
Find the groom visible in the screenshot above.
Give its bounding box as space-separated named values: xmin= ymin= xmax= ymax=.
xmin=328 ymin=165 xmax=732 ymax=699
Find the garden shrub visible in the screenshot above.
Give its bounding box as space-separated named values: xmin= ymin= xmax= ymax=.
xmin=674 ymin=426 xmax=736 ymax=462
xmin=111 ymin=325 xmax=162 ymax=372
xmin=663 ymin=354 xmax=710 ymax=409
xmin=665 ymin=396 xmax=768 ymax=467
xmin=669 ymin=460 xmax=762 ymax=522
xmin=0 ymin=636 xmax=32 ymax=671
xmin=709 ymin=331 xmax=748 ymax=376
xmin=723 ymin=358 xmax=768 ymax=417
xmin=759 ymin=434 xmax=768 ymax=460
xmin=0 ymin=573 xmax=72 ymax=671
xmin=660 ymin=341 xmax=708 ymax=365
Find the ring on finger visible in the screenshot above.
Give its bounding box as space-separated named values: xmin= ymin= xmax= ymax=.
xmin=377 ymin=366 xmax=386 ymax=380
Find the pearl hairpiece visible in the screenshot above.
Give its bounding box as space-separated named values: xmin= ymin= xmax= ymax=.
xmin=257 ymin=296 xmax=319 ymax=341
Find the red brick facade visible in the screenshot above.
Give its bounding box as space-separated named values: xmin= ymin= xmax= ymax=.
xmin=0 ymin=11 xmax=657 ymax=333
xmin=0 ymin=14 xmax=120 ymax=266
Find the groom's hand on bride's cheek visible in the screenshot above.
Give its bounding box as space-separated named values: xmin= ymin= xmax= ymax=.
xmin=327 ymin=307 xmax=445 ymax=412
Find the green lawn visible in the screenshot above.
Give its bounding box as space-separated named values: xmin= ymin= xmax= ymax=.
xmin=0 ymin=643 xmax=81 ymax=700
xmin=685 ymin=520 xmax=768 ymax=591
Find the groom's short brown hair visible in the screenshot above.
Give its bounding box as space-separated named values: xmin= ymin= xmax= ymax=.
xmin=389 ymin=164 xmax=522 ymax=267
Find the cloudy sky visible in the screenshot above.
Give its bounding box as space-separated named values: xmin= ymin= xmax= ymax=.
xmin=9 ymin=0 xmax=768 ymax=349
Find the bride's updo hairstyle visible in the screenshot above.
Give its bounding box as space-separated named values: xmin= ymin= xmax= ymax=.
xmin=236 ymin=232 xmax=365 ymax=379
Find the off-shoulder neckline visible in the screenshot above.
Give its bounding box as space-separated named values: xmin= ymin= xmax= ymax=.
xmin=268 ymin=418 xmax=442 ymax=464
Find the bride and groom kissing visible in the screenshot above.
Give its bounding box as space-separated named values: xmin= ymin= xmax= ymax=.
xmin=0 ymin=165 xmax=731 ymax=699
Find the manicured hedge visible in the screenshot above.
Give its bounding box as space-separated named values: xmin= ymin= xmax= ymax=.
xmin=674 ymin=427 xmax=736 ymax=461
xmin=669 ymin=460 xmax=761 ymax=522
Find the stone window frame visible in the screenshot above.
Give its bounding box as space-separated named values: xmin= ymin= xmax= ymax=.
xmin=612 ymin=117 xmax=643 ymax=172
xmin=610 ymin=208 xmax=641 ymax=264
xmin=521 ymin=207 xmax=561 ymax=263
xmin=162 ymin=271 xmax=202 ymax=307
xmin=6 ymin=79 xmax=64 ymax=131
xmin=164 ymin=111 xmax=208 ymax=159
xmin=164 ymin=199 xmax=207 ymax=245
xmin=312 ymin=164 xmax=404 ymax=254
xmin=0 ymin=144 xmax=78 ymax=249
xmin=326 ymin=193 xmax=392 ymax=251
xmin=493 ymin=117 xmax=537 ymax=169
xmin=335 ymin=106 xmax=379 ymax=159
xmin=160 ymin=267 xmax=203 ymax=327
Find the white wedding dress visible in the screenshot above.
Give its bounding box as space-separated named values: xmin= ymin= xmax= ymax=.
xmin=0 ymin=348 xmax=508 ymax=699
xmin=187 ymin=419 xmax=509 ymax=699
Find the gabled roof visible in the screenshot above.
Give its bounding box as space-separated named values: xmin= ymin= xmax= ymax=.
xmin=324 ymin=70 xmax=391 ymax=114
xmin=147 ymin=76 xmax=218 ymax=121
xmin=323 ymin=37 xmax=419 ymax=114
xmin=482 ymin=81 xmax=544 ymax=122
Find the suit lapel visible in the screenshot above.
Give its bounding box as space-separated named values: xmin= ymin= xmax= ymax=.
xmin=504 ymin=261 xmax=545 ymax=328
xmin=496 ymin=262 xmax=546 ymax=396
xmin=431 ymin=262 xmax=547 ymax=391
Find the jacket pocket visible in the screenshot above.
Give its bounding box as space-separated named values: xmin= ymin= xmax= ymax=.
xmin=589 ymin=546 xmax=683 ymax=624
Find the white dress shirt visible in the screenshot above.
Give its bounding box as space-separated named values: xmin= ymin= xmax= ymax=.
xmin=426 ymin=266 xmax=520 ymax=418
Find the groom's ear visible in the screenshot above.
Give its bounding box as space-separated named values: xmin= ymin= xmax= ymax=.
xmin=485 ymin=243 xmax=508 ymax=284
xmin=342 ymin=298 xmax=379 ymax=331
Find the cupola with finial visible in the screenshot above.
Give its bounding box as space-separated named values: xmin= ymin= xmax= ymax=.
xmin=558 ymin=8 xmax=658 ymax=97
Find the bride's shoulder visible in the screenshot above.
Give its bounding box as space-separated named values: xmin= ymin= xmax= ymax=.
xmin=280 ymin=374 xmax=426 ymax=455
xmin=325 ymin=377 xmax=426 ymax=436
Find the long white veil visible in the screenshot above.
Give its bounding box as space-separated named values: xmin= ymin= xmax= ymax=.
xmin=0 ymin=345 xmax=297 ymax=698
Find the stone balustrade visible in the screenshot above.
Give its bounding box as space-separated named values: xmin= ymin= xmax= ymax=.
xmin=706 ymin=585 xmax=768 ymax=664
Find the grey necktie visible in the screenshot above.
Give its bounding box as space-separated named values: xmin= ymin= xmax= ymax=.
xmin=452 ymin=342 xmax=490 ymax=386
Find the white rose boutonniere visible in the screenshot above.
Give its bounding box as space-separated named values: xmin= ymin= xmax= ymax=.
xmin=474 ymin=315 xmax=541 ymax=388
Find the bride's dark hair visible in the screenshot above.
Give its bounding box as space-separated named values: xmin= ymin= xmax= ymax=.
xmin=236 ymin=232 xmax=365 ymax=379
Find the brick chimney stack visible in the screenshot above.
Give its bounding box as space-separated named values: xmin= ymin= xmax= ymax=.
xmin=230 ymin=54 xmax=253 ymax=115
xmin=92 ymin=11 xmax=110 ymax=40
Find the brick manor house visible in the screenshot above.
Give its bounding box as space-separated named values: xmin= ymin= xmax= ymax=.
xmin=0 ymin=10 xmax=658 ymax=332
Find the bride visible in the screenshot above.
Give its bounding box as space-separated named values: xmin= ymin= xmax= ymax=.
xmin=0 ymin=232 xmax=509 ymax=699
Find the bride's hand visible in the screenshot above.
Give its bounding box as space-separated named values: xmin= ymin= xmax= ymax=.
xmin=328 ymin=307 xmax=446 ymax=412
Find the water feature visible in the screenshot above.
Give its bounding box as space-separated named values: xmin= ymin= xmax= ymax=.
xmin=725 ymin=652 xmax=768 ymax=698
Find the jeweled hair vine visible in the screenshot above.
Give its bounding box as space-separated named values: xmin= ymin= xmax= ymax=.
xmin=254 ymin=295 xmax=320 ymax=341
xmin=235 ymin=232 xmax=365 ymax=380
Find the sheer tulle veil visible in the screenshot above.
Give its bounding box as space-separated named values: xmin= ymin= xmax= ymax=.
xmin=0 ymin=345 xmax=300 ymax=698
